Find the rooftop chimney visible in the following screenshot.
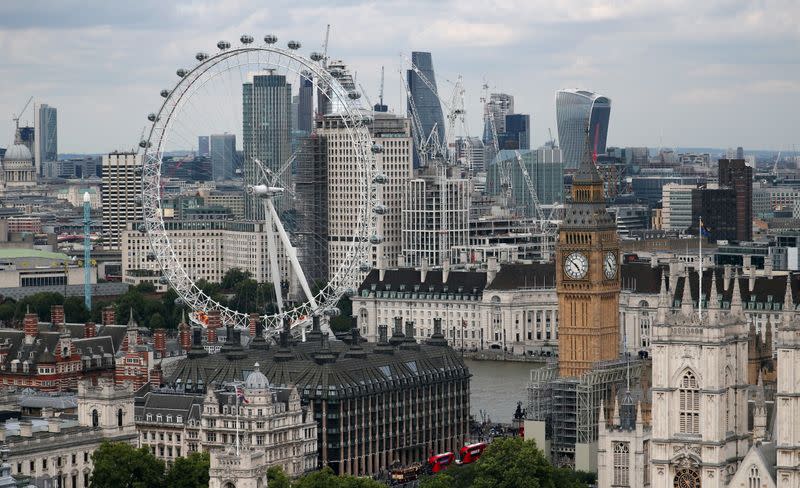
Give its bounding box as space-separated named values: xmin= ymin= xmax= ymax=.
xmin=23 ymin=311 xmax=38 ymax=344
xmin=206 ymin=310 xmax=221 ymax=343
xmin=487 ymin=257 xmax=499 ymax=284
xmin=84 ymin=322 xmax=97 ymax=339
xmin=375 ymin=324 xmax=394 ymax=354
xmin=442 ymin=260 xmax=450 ymax=283
xmin=154 ymin=329 xmax=166 ymax=356
xmin=187 ymin=328 xmax=208 ymax=359
xmin=50 ymin=305 xmax=65 ymax=329
xmin=47 ymin=417 xmax=62 ymax=434
xmin=248 ymin=313 xmax=259 ymax=338
xmin=389 ymin=316 xmax=405 ymax=346
xmin=420 ymin=258 xmax=429 ymax=282
xmin=101 ymin=306 xmax=115 ymax=326
xmin=426 ymin=317 xmax=448 ymax=346
xmin=18 ymin=421 xmax=32 ymax=438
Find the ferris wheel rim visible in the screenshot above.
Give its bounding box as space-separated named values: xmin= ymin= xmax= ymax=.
xmin=139 ymin=40 xmax=378 ymax=331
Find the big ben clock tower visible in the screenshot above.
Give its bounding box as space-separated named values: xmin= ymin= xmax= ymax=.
xmin=556 ymin=135 xmax=620 ymax=378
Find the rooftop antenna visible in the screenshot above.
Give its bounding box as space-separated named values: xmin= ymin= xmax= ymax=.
xmin=379 ymin=66 xmax=385 ymax=107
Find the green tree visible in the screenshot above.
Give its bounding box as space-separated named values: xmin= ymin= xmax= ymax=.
xmin=267 ymin=466 xmax=291 ymax=488
xmin=471 ymin=437 xmax=586 ymax=488
xmin=292 ymin=466 xmax=384 ymax=488
xmin=135 ymin=282 xmax=156 ymax=293
xmin=90 ymin=441 xmax=165 ymax=488
xmin=115 ymin=288 xmax=145 ymax=324
xmin=164 ymin=451 xmax=209 ymax=488
xmin=149 ymin=313 xmax=166 ymax=329
xmin=64 ymin=296 xmax=90 ymax=323
xmin=221 ymin=268 xmax=251 ymax=291
xmin=0 ymin=301 xmax=16 ymax=325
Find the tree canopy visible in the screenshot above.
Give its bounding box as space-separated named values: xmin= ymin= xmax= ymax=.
xmin=163 ymin=451 xmax=210 ymax=488
xmin=90 ymin=442 xmax=165 ymax=488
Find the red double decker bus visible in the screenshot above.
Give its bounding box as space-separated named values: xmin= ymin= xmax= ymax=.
xmin=457 ymin=442 xmax=487 ymax=465
xmin=427 ymin=452 xmax=455 ymax=473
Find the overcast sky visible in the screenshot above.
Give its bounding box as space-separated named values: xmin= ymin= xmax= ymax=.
xmin=0 ymin=0 xmax=798 ymax=153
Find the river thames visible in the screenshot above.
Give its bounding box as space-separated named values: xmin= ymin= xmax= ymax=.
xmin=464 ymin=359 xmax=543 ymax=424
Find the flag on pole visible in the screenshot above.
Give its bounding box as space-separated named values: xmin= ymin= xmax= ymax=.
xmin=235 ymin=385 xmax=249 ymax=404
xmin=461 ymin=319 xmax=467 ymax=328
xmin=699 ymin=217 xmax=711 ymax=238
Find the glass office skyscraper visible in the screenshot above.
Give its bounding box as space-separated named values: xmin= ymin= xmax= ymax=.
xmin=210 ymin=133 xmax=236 ymax=181
xmin=36 ymin=103 xmax=57 ymax=175
xmin=243 ymin=73 xmax=292 ymax=220
xmin=556 ymin=89 xmax=610 ymax=170
xmin=407 ymin=51 xmax=445 ymax=167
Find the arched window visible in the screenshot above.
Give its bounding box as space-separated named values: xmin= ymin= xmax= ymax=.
xmin=749 ymin=465 xmax=761 ymax=488
xmin=679 ymin=371 xmax=700 ymax=434
xmin=613 ymin=442 xmax=630 ymax=486
xmin=92 ymin=409 xmax=99 ymax=428
xmin=117 ymin=408 xmax=123 ymax=427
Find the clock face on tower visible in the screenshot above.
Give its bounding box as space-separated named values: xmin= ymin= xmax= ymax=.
xmin=604 ymin=251 xmax=618 ymax=279
xmin=564 ymin=252 xmax=589 ymax=280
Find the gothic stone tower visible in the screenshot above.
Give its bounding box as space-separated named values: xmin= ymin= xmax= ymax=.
xmin=556 ymin=136 xmax=620 ymax=378
xmin=776 ymin=278 xmax=800 ymax=488
xmin=649 ymin=272 xmax=749 ymax=488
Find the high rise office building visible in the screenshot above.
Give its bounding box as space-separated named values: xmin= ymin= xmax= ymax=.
xmin=487 ymin=148 xmax=564 ymax=217
xmin=297 ymin=77 xmax=314 ymax=133
xmin=17 ymin=126 xmax=35 ymax=161
xmin=321 ymin=112 xmax=414 ymax=280
xmin=210 ymin=133 xmax=236 ymax=181
xmin=455 ymin=136 xmax=486 ymax=174
xmin=487 ymin=93 xmax=514 ymax=135
xmin=556 ymin=89 xmax=611 ymax=169
xmin=402 ymin=165 xmax=470 ymax=268
xmin=294 ymin=133 xmax=329 ymax=285
xmin=242 ymin=73 xmax=292 ymax=220
xmin=101 ymin=152 xmax=142 ymax=250
xmin=35 ymin=103 xmax=57 ymax=175
xmin=499 ymin=113 xmax=530 ymax=150
xmin=407 ymin=51 xmax=445 ymax=167
xmin=718 ymin=158 xmax=753 ymax=242
xmin=661 ymin=183 xmax=696 ymax=232
xmin=198 ymin=136 xmax=209 ymax=157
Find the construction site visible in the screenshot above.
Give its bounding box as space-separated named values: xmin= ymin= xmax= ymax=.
xmin=525 ymin=358 xmax=647 ymax=471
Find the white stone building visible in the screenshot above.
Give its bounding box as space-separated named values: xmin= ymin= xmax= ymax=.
xmin=352 ymin=262 xmax=558 ymax=355
xmin=135 ymin=364 xmax=317 ymax=477
xmin=1 ymin=378 xmax=136 ymax=488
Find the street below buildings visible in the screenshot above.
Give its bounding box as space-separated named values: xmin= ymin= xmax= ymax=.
xmin=465 ymin=359 xmax=542 ymax=425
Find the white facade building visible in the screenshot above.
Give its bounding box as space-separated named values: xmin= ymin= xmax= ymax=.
xmin=402 ymin=166 xmax=470 ymax=268
xmin=661 ymin=183 xmax=695 ymax=232
xmin=122 ymin=220 xmax=287 ymax=290
xmin=352 ymin=262 xmax=558 ymax=355
xmin=321 ymin=112 xmax=413 ymax=281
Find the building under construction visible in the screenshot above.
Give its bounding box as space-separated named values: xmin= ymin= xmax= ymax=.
xmin=526 ymin=358 xmax=646 ymax=471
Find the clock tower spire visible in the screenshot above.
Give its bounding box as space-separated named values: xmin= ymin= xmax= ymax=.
xmin=556 ymin=126 xmax=620 ymax=378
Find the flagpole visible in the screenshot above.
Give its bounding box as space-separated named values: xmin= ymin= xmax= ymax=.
xmin=699 ymin=216 xmax=703 ymax=322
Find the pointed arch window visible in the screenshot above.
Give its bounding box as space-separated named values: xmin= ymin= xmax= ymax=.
xmin=749 ymin=465 xmax=761 ymax=488
xmin=613 ymin=441 xmax=630 ymax=486
xmin=679 ymin=371 xmax=700 ymax=435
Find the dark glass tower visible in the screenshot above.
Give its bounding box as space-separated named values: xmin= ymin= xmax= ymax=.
xmin=500 ymin=113 xmax=530 ymax=150
xmin=242 ymin=73 xmax=292 ymax=220
xmin=407 ymin=51 xmax=445 ymax=167
xmin=297 ymin=77 xmax=314 ymax=133
xmin=556 ymin=89 xmax=611 ymax=170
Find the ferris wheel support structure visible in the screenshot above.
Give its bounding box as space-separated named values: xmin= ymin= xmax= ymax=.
xmin=139 ymin=37 xmax=378 ymax=332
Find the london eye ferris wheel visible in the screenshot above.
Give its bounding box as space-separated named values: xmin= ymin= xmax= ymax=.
xmin=137 ymin=34 xmax=381 ymax=334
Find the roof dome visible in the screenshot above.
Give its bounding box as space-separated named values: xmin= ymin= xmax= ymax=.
xmin=3 ymin=144 xmax=32 ymax=162
xmin=245 ymin=362 xmax=269 ymax=390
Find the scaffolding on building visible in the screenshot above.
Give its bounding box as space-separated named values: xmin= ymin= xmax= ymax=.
xmin=527 ymin=358 xmax=644 ymax=468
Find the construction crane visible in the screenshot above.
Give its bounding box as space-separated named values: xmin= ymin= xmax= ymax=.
xmin=772 ymin=151 xmax=782 ymax=177
xmin=11 ymin=96 xmax=33 ymax=132
xmin=321 ymin=24 xmax=330 ymax=68
xmin=402 ymin=54 xmax=467 ymax=163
